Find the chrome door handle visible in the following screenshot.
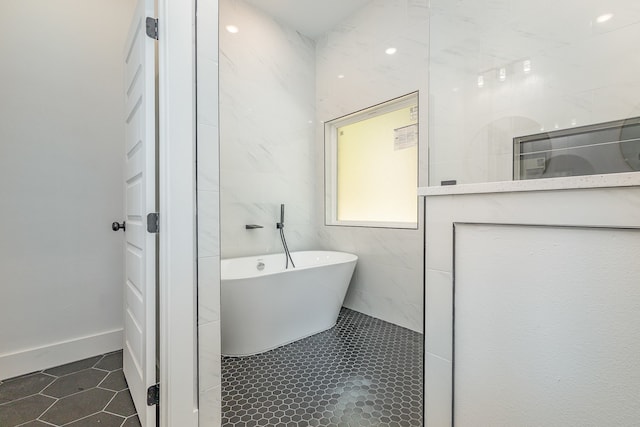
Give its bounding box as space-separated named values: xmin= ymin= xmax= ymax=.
xmin=112 ymin=221 xmax=126 ymax=232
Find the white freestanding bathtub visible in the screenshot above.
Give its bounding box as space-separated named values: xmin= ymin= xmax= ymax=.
xmin=221 ymin=251 xmax=357 ymax=356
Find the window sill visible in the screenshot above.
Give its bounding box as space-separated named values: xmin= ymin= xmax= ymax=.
xmin=326 ymin=220 xmax=418 ymax=230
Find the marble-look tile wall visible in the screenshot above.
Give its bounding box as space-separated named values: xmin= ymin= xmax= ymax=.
xmin=219 ymin=0 xmax=317 ymax=258
xmin=196 ymin=0 xmax=222 ymax=425
xmin=314 ymin=0 xmax=429 ymax=333
xmin=429 ymin=0 xmax=640 ymax=185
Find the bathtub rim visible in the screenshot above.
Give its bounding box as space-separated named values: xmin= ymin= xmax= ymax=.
xmin=221 ymin=250 xmax=358 ymax=281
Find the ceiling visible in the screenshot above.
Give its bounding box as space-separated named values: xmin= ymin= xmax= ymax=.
xmin=245 ymin=0 xmax=372 ymax=39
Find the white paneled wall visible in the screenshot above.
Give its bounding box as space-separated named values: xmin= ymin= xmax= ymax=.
xmin=455 ymin=224 xmax=640 ymax=425
xmin=423 ymin=186 xmax=640 ymax=426
xmin=219 ymin=0 xmax=317 ymax=259
xmin=196 ymin=0 xmax=222 ymax=424
xmin=315 ymin=0 xmax=429 ymax=332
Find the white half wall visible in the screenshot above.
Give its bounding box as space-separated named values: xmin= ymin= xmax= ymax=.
xmin=423 ymin=185 xmax=640 ymax=427
xmin=0 ymin=0 xmax=135 ymax=379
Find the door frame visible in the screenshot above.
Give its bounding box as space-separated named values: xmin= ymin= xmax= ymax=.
xmin=157 ymin=0 xmax=198 ymax=425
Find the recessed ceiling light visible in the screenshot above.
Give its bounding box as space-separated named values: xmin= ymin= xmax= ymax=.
xmin=226 ymin=25 xmax=239 ymax=33
xmin=385 ymin=47 xmax=397 ymax=55
xmin=337 ymin=74 xmax=345 ymax=79
xmin=596 ymin=13 xmax=613 ymax=23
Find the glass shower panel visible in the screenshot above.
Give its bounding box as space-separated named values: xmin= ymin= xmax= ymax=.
xmin=428 ymin=0 xmax=640 ymax=185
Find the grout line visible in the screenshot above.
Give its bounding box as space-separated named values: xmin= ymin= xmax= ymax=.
xmin=40 ymin=379 xmax=111 ymax=401
xmin=16 ymin=418 xmax=57 ymax=427
xmin=35 ymin=394 xmax=60 ymax=424
xmin=102 ymin=389 xmax=120 ymax=412
xmin=60 ymin=410 xmax=104 ymax=426
xmin=0 ymin=390 xmax=52 ymax=407
xmin=104 ymin=408 xmax=131 ymax=418
xmin=97 ymin=385 xmax=127 ymax=393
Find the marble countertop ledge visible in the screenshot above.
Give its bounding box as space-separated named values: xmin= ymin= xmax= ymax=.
xmin=419 ymin=172 xmax=640 ymax=196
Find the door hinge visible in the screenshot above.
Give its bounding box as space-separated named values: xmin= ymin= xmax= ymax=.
xmin=147 ymin=212 xmax=159 ymax=233
xmin=146 ymin=17 xmax=158 ymax=40
xmin=147 ymin=383 xmax=160 ymax=406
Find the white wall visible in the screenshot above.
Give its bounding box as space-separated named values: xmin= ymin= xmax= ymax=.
xmin=315 ymin=0 xmax=429 ymax=332
xmin=219 ymin=0 xmax=317 ymax=258
xmin=423 ymin=186 xmax=640 ymax=426
xmin=429 ymin=0 xmax=640 ymax=185
xmin=0 ymin=0 xmax=136 ymax=379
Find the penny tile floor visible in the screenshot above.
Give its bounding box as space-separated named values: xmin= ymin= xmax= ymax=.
xmin=222 ymin=308 xmax=424 ymax=427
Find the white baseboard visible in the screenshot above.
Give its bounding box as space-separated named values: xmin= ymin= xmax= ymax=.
xmin=0 ymin=329 xmax=123 ymax=380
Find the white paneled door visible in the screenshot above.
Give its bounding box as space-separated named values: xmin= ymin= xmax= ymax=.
xmin=122 ymin=0 xmax=157 ymax=425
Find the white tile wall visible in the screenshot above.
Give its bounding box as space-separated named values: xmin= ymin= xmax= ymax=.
xmin=219 ymin=0 xmax=317 ymax=259
xmin=199 ymin=385 xmax=222 ymax=427
xmin=429 ymin=0 xmax=640 ymax=185
xmin=198 ymin=320 xmax=222 ymax=392
xmin=198 ymin=256 xmax=221 ymax=325
xmin=217 ymin=0 xmax=427 ymax=333
xmin=314 ymin=0 xmax=429 ymax=333
xmin=196 ymin=0 xmax=221 ymax=425
xmin=197 ymin=190 xmax=221 ymax=258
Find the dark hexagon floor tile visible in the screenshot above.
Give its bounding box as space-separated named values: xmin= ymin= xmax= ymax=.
xmin=105 ymin=390 xmax=136 ymax=417
xmin=0 ymin=394 xmax=55 ymax=426
xmin=43 ymin=355 xmax=102 ymax=377
xmin=221 ymin=308 xmax=423 ymax=427
xmin=40 ymin=387 xmax=115 ymax=425
xmin=66 ymin=411 xmax=126 ymax=426
xmin=0 ymin=373 xmax=55 ymax=404
xmin=122 ymin=414 xmax=142 ymax=427
xmin=94 ymin=351 xmax=123 ymax=372
xmin=99 ymin=369 xmax=128 ymax=392
xmin=42 ymin=369 xmax=108 ymax=398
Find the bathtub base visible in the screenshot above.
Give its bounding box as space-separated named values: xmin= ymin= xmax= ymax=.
xmin=220 ymin=251 xmax=357 ymax=357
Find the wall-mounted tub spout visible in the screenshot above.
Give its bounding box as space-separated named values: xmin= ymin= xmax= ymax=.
xmin=276 ymin=204 xmax=295 ymax=269
xmin=276 ymin=204 xmax=284 ymax=229
xmin=245 ymin=224 xmax=264 ymax=229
